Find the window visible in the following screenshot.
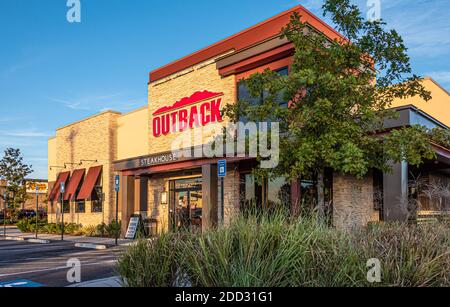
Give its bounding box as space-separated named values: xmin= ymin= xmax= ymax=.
xmin=62 ymin=201 xmax=70 ymax=214
xmin=91 ymin=200 xmax=103 ymax=213
xmin=268 ymin=177 xmax=291 ymax=206
xmin=90 ymin=175 xmax=103 ymax=213
xmin=240 ymin=174 xmax=291 ymax=213
xmin=75 ymin=201 xmax=85 ymax=213
xmin=237 ymin=66 xmax=290 ymax=120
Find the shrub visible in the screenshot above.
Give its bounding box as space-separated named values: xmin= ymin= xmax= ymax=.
xmin=82 ymin=225 xmax=98 ymax=237
xmin=117 ymin=234 xmax=181 ymax=287
xmin=117 ymin=212 xmax=450 ymax=287
xmin=106 ymin=220 xmax=121 ymax=238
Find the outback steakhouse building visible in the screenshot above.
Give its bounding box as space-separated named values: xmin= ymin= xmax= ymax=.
xmin=47 ymin=5 xmax=450 ymax=235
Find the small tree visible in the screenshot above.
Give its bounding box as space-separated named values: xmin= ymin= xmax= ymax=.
xmin=0 ymin=148 xmax=33 ymax=211
xmin=223 ymin=0 xmax=446 ymax=214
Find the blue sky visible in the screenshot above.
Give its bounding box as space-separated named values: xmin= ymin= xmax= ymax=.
xmin=0 ymin=0 xmax=449 ymax=179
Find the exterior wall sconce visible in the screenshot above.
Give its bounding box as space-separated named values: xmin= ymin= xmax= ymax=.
xmin=49 ymin=165 xmax=66 ymax=171
xmin=161 ymin=191 xmax=168 ymax=205
xmin=80 ymin=159 xmax=98 ymax=165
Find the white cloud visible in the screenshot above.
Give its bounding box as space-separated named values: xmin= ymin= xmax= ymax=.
xmin=47 ymin=93 xmax=146 ymax=113
xmin=1 ymin=130 xmax=51 ymax=138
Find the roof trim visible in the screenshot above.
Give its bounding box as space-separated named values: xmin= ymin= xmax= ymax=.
xmin=149 ymin=5 xmax=345 ymax=83
xmin=423 ymin=76 xmax=450 ymax=97
xmin=56 ymin=110 xmax=121 ymax=131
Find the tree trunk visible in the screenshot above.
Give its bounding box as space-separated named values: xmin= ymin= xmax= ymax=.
xmin=291 ymin=177 xmax=301 ymax=217
xmin=317 ymin=169 xmax=325 ymax=222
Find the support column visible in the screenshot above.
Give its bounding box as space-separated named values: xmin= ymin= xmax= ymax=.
xmin=291 ymin=178 xmax=301 ymax=216
xmin=134 ymin=176 xmax=149 ymax=215
xmin=383 ymin=161 xmax=409 ymax=222
xmin=120 ymin=175 xmax=135 ymax=238
xmin=202 ymin=164 xmax=218 ymax=232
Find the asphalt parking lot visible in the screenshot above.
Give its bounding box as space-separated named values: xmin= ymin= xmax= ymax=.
xmin=0 ymin=238 xmax=123 ymax=287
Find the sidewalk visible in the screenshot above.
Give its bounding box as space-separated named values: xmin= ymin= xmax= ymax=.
xmin=1 ymin=226 xmax=133 ymax=247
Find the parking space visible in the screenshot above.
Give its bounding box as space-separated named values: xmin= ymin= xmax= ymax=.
xmin=0 ymin=239 xmax=123 ymax=287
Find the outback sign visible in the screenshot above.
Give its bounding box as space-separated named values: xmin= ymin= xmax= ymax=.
xmin=152 ymin=90 xmax=224 ymax=137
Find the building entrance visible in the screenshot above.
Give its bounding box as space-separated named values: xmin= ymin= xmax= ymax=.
xmin=169 ymin=177 xmax=203 ymax=232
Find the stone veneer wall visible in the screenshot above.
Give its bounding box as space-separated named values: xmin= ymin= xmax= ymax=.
xmin=48 ymin=111 xmax=120 ymax=227
xmin=146 ymin=177 xmax=169 ymax=234
xmin=333 ymin=172 xmax=379 ymax=230
xmin=223 ymin=168 xmax=241 ymax=226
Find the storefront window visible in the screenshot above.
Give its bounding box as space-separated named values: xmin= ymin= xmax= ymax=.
xmin=91 ymin=174 xmax=103 ymax=213
xmin=62 ymin=201 xmax=70 ymax=214
xmin=268 ymin=177 xmax=291 ymax=206
xmin=75 ymin=201 xmax=85 ymax=213
xmin=240 ymin=174 xmax=291 ymax=213
xmin=91 ymin=200 xmax=103 ymax=213
xmin=240 ymin=174 xmax=263 ymax=210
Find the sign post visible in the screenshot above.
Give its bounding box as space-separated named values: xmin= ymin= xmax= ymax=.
xmin=3 ymin=193 xmax=6 ymax=237
xmin=114 ymin=175 xmax=120 ymax=246
xmin=218 ymin=160 xmax=226 ymax=223
xmin=60 ymin=182 xmax=65 ymax=241
xmin=35 ymin=186 xmax=39 ymax=239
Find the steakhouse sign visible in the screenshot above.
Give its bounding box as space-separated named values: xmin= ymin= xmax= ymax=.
xmin=152 ymin=90 xmax=224 ymax=137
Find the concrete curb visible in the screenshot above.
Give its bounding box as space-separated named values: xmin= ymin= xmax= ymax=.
xmin=27 ymin=238 xmax=51 ymax=244
xmin=3 ymin=236 xmax=25 ymax=241
xmin=74 ymin=243 xmax=108 ymax=250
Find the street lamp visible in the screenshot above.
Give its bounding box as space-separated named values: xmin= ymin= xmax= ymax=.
xmin=3 ymin=192 xmax=6 ymax=237
xmin=35 ymin=185 xmax=39 ymax=239
xmin=60 ymin=182 xmax=65 ymax=241
xmin=114 ymin=175 xmax=120 ymax=246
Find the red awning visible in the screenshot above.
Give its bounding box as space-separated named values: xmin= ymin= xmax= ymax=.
xmin=48 ymin=172 xmax=71 ymax=202
xmin=77 ymin=166 xmax=102 ymax=200
xmin=64 ymin=169 xmax=85 ymax=201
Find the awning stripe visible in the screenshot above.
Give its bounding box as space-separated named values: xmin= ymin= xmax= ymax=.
xmin=48 ymin=172 xmax=71 ymax=202
xmin=77 ymin=166 xmax=102 ymax=200
xmin=64 ymin=169 xmax=85 ymax=201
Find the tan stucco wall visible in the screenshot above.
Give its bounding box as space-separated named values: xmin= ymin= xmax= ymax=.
xmin=48 ymin=137 xmax=57 ymax=182
xmin=148 ymin=56 xmax=236 ymax=155
xmin=117 ymin=107 xmax=149 ymax=160
xmin=48 ymin=111 xmax=120 ymax=226
xmin=391 ymin=78 xmax=450 ymax=127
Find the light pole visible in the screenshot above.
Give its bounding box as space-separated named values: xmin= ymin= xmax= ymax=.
xmin=35 ymin=185 xmax=39 ymax=239
xmin=115 ymin=175 xmax=120 ymax=246
xmin=3 ymin=192 xmax=6 ymax=237
xmin=60 ymin=182 xmax=65 ymax=241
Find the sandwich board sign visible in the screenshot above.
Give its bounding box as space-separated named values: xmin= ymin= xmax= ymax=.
xmin=125 ymin=217 xmax=140 ymax=240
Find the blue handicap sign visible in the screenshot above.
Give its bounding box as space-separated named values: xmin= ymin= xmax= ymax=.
xmin=218 ymin=160 xmax=227 ymax=178
xmin=115 ymin=175 xmax=120 ymax=192
xmin=0 ymin=279 xmax=43 ymax=288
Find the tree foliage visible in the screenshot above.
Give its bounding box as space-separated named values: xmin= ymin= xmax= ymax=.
xmin=0 ymin=148 xmax=33 ymax=209
xmin=223 ymin=0 xmax=444 ymax=181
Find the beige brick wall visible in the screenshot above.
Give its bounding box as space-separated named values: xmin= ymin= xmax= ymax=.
xmin=148 ymin=56 xmax=236 ymax=154
xmin=333 ymin=172 xmax=379 ymax=230
xmin=48 ymin=111 xmax=120 ymax=227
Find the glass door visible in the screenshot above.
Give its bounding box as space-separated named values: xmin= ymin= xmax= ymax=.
xmin=169 ymin=178 xmax=202 ymax=232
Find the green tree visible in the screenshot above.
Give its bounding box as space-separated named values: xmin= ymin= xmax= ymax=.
xmin=0 ymin=148 xmax=33 ymax=211
xmin=223 ymin=0 xmax=444 ymax=213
